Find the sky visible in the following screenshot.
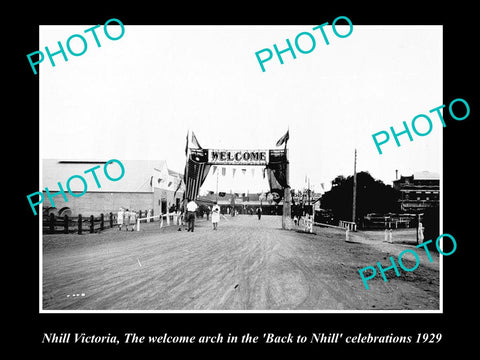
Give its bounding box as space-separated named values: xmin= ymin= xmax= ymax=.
xmin=39 ymin=24 xmax=442 ymax=194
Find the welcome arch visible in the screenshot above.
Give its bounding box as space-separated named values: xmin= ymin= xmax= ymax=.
xmin=182 ymin=137 xmax=292 ymax=230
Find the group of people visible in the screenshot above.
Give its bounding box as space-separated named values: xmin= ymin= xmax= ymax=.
xmin=293 ymin=213 xmax=314 ymax=232
xmin=183 ymin=199 xmax=221 ymax=232
xmin=181 ymin=202 xmax=263 ymax=232
xmin=117 ymin=208 xmax=138 ymax=231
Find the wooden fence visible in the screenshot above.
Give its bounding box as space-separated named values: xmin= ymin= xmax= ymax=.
xmin=43 ymin=210 xmax=154 ymax=235
xmin=361 ymin=214 xmax=418 ymax=230
xmin=43 ymin=213 xmax=114 ymax=234
xmin=339 ymin=220 xmax=357 ymax=231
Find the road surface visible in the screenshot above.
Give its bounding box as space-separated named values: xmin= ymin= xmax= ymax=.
xmin=42 ymin=215 xmax=439 ymax=311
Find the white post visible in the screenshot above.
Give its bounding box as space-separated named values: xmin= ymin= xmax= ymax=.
xmin=345 ymin=229 xmax=350 ymax=242
xmin=418 ymin=222 xmax=424 ymax=243
xmin=167 ymin=211 xmax=170 ymax=226
xmin=136 ymin=218 xmax=140 ymax=231
xmin=388 ymin=229 xmax=393 ymax=243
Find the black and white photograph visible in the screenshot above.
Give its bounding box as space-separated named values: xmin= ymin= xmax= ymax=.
xmin=38 ymin=23 xmax=444 ymax=312
xmin=18 ymin=3 xmax=476 ymax=354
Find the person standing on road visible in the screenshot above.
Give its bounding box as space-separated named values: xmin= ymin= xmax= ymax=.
xmin=124 ymin=209 xmax=131 ymax=230
xmin=256 ymin=207 xmax=262 ymax=220
xmin=186 ymin=199 xmax=198 ymax=232
xmin=211 ymin=202 xmax=220 ymax=230
xmin=117 ymin=208 xmax=125 ymax=231
xmin=129 ymin=209 xmax=137 ymax=231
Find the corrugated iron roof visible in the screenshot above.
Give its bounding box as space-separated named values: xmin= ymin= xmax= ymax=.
xmin=42 ymin=159 xmax=172 ymax=193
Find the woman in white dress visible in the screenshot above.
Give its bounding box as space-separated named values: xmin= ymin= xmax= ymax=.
xmin=117 ymin=208 xmax=125 ymax=231
xmin=211 ymin=202 xmax=220 ymax=230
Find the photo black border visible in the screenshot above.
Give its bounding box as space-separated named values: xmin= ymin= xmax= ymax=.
xmin=19 ymin=3 xmax=475 ymax=355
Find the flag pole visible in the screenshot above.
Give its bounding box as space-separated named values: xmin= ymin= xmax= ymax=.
xmin=282 ymin=129 xmax=292 ymax=230
xmin=184 ymin=130 xmax=190 ymax=205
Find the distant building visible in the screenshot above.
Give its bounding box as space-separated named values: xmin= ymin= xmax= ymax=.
xmin=196 ymin=191 xmax=284 ymax=215
xmin=42 ymin=159 xmax=184 ymax=217
xmin=392 ymin=171 xmax=439 ymax=213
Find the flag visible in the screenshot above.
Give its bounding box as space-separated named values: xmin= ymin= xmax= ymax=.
xmin=275 ymin=130 xmax=289 ymax=147
xmin=184 ymin=155 xmax=211 ymax=201
xmin=191 ymin=131 xmax=202 ymax=149
xmin=184 ymin=131 xmax=189 ymax=156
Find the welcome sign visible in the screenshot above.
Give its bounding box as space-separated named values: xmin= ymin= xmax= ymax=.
xmin=207 ymin=149 xmax=269 ymax=165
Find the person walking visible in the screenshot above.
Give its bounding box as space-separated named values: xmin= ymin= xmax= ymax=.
xmin=211 ymin=202 xmax=220 ymax=230
xmin=186 ymin=199 xmax=198 ymax=232
xmin=256 ymin=207 xmax=262 ymax=220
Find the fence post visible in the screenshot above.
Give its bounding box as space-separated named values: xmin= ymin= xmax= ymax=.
xmin=109 ymin=212 xmax=113 ymax=228
xmin=64 ymin=215 xmax=69 ymax=234
xmin=90 ymin=215 xmax=94 ymax=233
xmin=78 ymin=214 xmax=83 ymax=234
xmin=100 ymin=213 xmax=104 ymax=231
xmin=49 ymin=213 xmax=55 ymax=234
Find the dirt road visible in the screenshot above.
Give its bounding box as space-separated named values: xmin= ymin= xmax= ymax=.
xmin=42 ymin=215 xmax=439 ymax=311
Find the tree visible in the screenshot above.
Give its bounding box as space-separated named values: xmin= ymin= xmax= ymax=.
xmin=331 ymin=175 xmax=346 ymax=187
xmin=321 ymin=171 xmax=400 ymax=223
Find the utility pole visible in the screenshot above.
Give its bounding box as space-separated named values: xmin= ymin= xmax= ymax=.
xmin=307 ymin=176 xmax=310 ymax=206
xmin=352 ymin=149 xmax=357 ymax=224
